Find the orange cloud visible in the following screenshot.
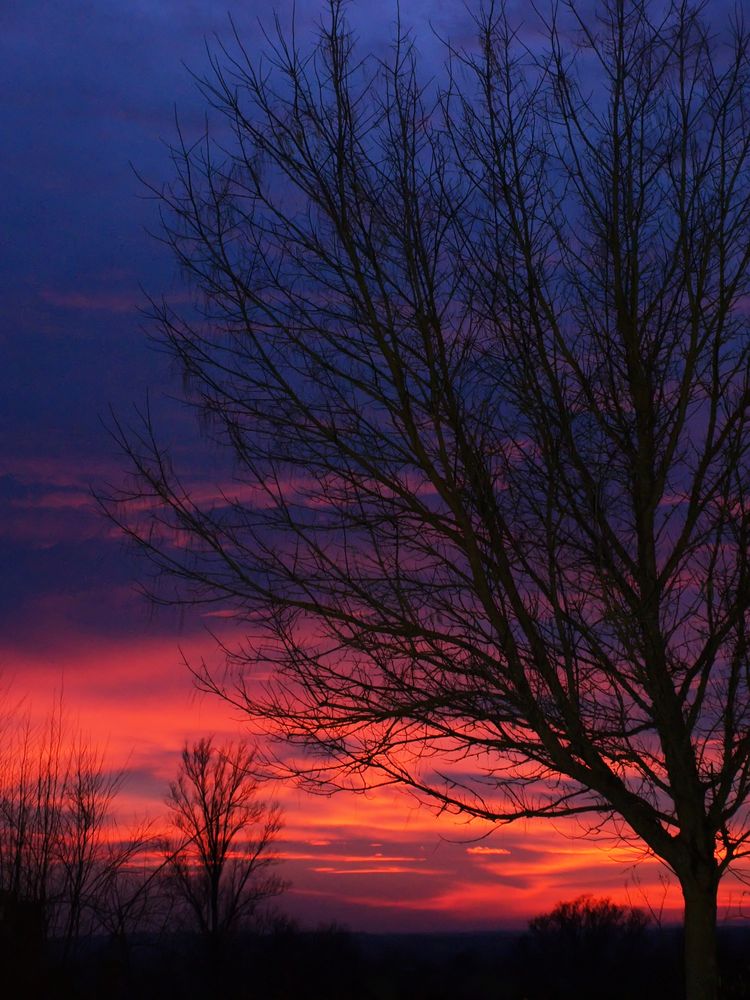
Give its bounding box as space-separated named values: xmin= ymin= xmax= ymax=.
xmin=466 ymin=846 xmax=511 ymax=856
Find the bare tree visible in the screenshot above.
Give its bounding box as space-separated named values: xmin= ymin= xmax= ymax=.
xmin=164 ymin=738 xmax=285 ymax=956
xmin=0 ymin=699 xmax=152 ymax=962
xmin=107 ymin=2 xmax=750 ymax=996
xmin=55 ymin=739 xmax=152 ymax=962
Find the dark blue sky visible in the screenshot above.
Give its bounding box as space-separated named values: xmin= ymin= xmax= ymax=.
xmin=0 ymin=0 xmax=483 ymax=648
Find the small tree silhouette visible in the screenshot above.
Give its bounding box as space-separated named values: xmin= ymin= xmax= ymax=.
xmin=0 ymin=698 xmax=147 ymax=963
xmin=164 ymin=737 xmax=285 ymax=962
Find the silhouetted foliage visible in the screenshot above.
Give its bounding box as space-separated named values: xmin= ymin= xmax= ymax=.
xmin=106 ymin=2 xmax=750 ymax=996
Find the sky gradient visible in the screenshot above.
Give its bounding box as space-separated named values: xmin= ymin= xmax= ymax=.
xmin=3 ymin=0 xmax=746 ymax=932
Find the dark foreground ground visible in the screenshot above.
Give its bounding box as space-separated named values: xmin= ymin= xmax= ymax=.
xmin=6 ymin=924 xmax=750 ymax=999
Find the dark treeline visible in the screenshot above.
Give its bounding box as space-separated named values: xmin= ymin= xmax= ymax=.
xmin=8 ymin=907 xmax=750 ymax=999
xmin=0 ymin=698 xmax=284 ymax=997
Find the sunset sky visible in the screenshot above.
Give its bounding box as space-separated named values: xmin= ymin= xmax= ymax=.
xmin=2 ymin=0 xmax=745 ymax=933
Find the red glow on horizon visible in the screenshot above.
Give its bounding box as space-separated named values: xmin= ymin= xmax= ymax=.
xmin=2 ymin=632 xmax=750 ymax=931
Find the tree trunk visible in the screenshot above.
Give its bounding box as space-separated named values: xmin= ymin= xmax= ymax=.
xmin=682 ymin=876 xmax=719 ymax=1000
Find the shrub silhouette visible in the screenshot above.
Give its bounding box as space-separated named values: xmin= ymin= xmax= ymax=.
xmin=529 ymin=894 xmax=648 ymax=944
xmin=517 ymin=895 xmax=652 ymax=999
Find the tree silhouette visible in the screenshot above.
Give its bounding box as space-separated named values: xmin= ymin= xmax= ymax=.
xmin=164 ymin=737 xmax=284 ymax=958
xmin=0 ymin=697 xmax=150 ymax=970
xmin=108 ymin=2 xmax=750 ymax=996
